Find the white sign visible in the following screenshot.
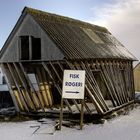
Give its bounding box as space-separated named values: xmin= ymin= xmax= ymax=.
xmin=62 ymin=70 xmax=85 ymax=99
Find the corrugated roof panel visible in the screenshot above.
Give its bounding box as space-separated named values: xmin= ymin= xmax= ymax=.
xmin=24 ymin=7 xmax=136 ymax=60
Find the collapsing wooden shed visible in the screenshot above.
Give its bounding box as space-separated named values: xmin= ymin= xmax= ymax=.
xmin=0 ymin=7 xmax=136 ymax=116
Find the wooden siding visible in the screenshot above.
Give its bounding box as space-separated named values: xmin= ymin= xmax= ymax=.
xmin=0 ymin=14 xmax=64 ymax=62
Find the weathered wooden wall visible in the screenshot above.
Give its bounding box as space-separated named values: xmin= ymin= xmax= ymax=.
xmin=0 ymin=14 xmax=64 ymax=62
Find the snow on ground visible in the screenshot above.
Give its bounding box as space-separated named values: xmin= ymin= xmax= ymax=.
xmin=0 ymin=106 xmax=140 ymax=140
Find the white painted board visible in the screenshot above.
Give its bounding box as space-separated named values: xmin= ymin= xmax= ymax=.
xmin=62 ymin=70 xmax=85 ymax=99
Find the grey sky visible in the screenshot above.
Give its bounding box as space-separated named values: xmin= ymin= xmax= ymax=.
xmin=0 ymin=0 xmax=140 ymax=63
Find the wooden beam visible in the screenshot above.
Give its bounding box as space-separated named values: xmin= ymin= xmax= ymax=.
xmin=84 ymin=61 xmax=109 ymax=111
xmin=6 ymin=63 xmax=29 ymax=112
xmin=50 ymin=61 xmax=81 ymax=113
xmin=19 ymin=62 xmax=46 ymax=114
xmin=42 ymin=62 xmax=73 ymax=113
xmin=13 ymin=62 xmax=36 ymax=111
xmin=41 ymin=67 xmax=54 ymax=106
xmin=66 ymin=60 xmax=104 ymax=114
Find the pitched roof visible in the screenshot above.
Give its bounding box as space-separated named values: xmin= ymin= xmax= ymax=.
xmin=1 ymin=7 xmax=136 ymax=61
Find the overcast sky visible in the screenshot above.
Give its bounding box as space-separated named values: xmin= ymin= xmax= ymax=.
xmin=0 ymin=0 xmax=140 ymax=63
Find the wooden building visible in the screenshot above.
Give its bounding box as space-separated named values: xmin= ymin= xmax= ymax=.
xmin=0 ymin=7 xmax=136 ymax=116
xmin=134 ymin=63 xmax=140 ymax=91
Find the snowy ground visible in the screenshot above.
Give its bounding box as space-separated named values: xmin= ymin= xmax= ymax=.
xmin=0 ymin=105 xmax=140 ymax=140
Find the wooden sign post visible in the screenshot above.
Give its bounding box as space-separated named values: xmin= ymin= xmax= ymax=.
xmin=80 ymin=99 xmax=84 ymax=130
xmin=59 ymin=70 xmax=86 ymax=130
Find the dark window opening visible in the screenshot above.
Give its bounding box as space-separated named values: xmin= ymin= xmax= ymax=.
xmin=20 ymin=36 xmax=29 ymax=60
xmin=20 ymin=36 xmax=41 ymax=60
xmin=32 ymin=37 xmax=41 ymax=60
xmin=0 ymin=91 xmax=14 ymax=109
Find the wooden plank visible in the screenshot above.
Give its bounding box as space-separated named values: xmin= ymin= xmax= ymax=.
xmin=42 ymin=62 xmax=73 ymax=113
xmin=84 ymin=61 xmax=109 ymax=111
xmin=100 ymin=61 xmax=121 ymax=106
xmin=50 ymin=61 xmax=81 ymax=113
xmin=66 ymin=60 xmax=104 ymax=114
xmin=64 ymin=61 xmax=94 ymax=114
xmin=95 ymin=60 xmax=117 ymax=107
xmin=74 ymin=61 xmax=108 ymax=112
xmin=7 ymin=63 xmax=29 ymax=112
xmin=35 ymin=67 xmax=49 ymax=107
xmin=115 ymin=61 xmax=128 ymax=102
xmin=109 ymin=61 xmax=126 ymax=104
xmin=104 ymin=61 xmax=123 ymax=105
xmin=13 ymin=62 xmax=36 ymax=111
xmin=41 ymin=68 xmax=54 ymax=106
xmin=19 ymin=63 xmax=46 ymax=113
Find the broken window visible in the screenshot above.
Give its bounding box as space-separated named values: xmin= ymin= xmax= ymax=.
xmin=31 ymin=37 xmax=41 ymax=60
xmin=20 ymin=36 xmax=41 ymax=60
xmin=20 ymin=36 xmax=29 ymax=60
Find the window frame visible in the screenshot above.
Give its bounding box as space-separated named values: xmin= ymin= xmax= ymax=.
xmin=19 ymin=36 xmax=41 ymax=61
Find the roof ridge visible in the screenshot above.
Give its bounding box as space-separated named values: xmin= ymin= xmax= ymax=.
xmin=23 ymin=7 xmax=109 ymax=33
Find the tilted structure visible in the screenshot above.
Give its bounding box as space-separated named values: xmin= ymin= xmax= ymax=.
xmin=0 ymin=7 xmax=136 ymax=115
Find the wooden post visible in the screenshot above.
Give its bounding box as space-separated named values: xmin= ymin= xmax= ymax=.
xmin=80 ymin=99 xmax=84 ymax=130
xmin=59 ymin=97 xmax=63 ymax=130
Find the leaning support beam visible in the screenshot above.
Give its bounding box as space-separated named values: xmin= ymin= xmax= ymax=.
xmin=77 ymin=62 xmax=107 ymax=113
xmin=66 ymin=60 xmax=104 ymax=114
xmin=100 ymin=61 xmax=121 ymax=106
xmin=19 ymin=63 xmax=46 ymax=114
xmin=42 ymin=62 xmax=73 ymax=113
xmin=7 ymin=63 xmax=29 ymax=112
xmin=82 ymin=61 xmax=109 ymax=111
xmin=49 ymin=61 xmax=81 ymax=113
xmin=95 ymin=61 xmax=117 ymax=107
xmin=13 ymin=62 xmax=36 ymax=111
xmin=41 ymin=67 xmax=54 ymax=106
xmin=109 ymin=61 xmax=126 ymax=104
xmin=57 ymin=61 xmax=92 ymax=114
xmin=35 ymin=67 xmax=52 ymax=107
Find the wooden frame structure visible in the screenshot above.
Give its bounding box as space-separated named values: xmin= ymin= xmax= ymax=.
xmin=1 ymin=59 xmax=135 ymax=115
